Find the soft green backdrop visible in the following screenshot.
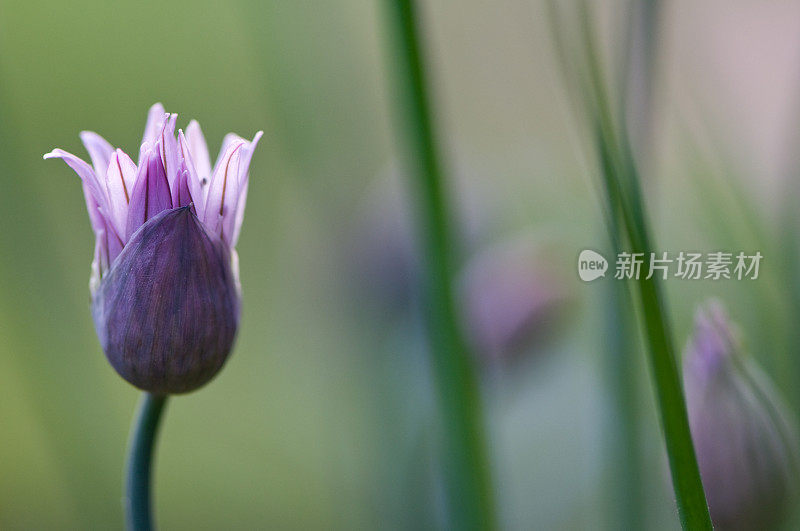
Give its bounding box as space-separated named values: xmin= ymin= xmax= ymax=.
xmin=0 ymin=1 xmax=791 ymax=529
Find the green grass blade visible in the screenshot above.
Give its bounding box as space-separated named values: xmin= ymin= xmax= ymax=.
xmin=381 ymin=1 xmax=496 ymax=529
xmin=550 ymin=2 xmax=713 ymax=527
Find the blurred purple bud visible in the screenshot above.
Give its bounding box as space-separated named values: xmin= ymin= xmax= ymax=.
xmin=92 ymin=207 xmax=240 ymax=394
xmin=349 ymin=165 xmax=490 ymax=313
xmin=458 ymin=236 xmax=571 ymax=364
xmin=683 ymin=300 xmax=799 ymax=530
xmin=350 ymin=172 xmax=419 ymax=311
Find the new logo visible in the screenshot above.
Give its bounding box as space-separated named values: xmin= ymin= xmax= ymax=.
xmin=578 ymin=249 xmax=608 ymax=282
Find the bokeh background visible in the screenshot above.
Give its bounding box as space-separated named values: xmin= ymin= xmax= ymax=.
xmin=1 ymin=1 xmax=799 ymax=529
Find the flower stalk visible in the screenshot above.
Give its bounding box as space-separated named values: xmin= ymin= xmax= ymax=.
xmin=382 ymin=0 xmax=495 ymax=528
xmin=125 ymin=393 xmax=168 ymax=531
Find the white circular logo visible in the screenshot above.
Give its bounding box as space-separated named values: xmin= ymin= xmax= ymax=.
xmin=578 ymin=249 xmax=608 ymax=282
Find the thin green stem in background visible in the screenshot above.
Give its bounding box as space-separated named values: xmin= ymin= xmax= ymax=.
xmin=582 ymin=6 xmax=712 ymax=528
xmin=602 ymin=214 xmax=645 ymax=529
xmin=381 ymin=1 xmax=496 ymax=529
xmin=549 ymin=2 xmax=713 ymax=528
xmin=592 ymin=68 xmax=713 ymax=531
xmin=618 ymin=0 xmax=661 ymax=169
xmin=603 ymin=278 xmax=644 ymax=529
xmin=602 ymin=3 xmax=660 ymax=525
xmin=125 ymin=393 xmax=168 ymax=531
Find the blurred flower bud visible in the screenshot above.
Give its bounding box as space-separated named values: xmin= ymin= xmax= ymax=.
xmin=457 ymin=235 xmax=571 ymax=364
xmin=349 ymin=165 xmax=488 ymax=314
xmin=91 ymin=207 xmax=240 ymax=394
xmin=683 ymin=300 xmax=799 ymax=530
xmin=349 ymin=171 xmax=419 ymax=312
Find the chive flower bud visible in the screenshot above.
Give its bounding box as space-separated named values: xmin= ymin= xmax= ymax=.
xmin=458 ymin=236 xmax=570 ymax=364
xmin=683 ymin=300 xmax=799 ymax=530
xmin=45 ymin=103 xmax=262 ymax=393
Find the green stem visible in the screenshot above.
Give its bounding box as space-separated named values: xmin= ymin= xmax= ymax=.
xmin=602 ymin=3 xmax=659 ymax=526
xmin=125 ymin=393 xmax=168 ymax=531
xmin=603 ymin=269 xmax=644 ymax=529
xmin=382 ymin=1 xmax=495 ymax=529
xmin=569 ymin=3 xmax=712 ymax=527
xmin=593 ymin=102 xmax=712 ymax=531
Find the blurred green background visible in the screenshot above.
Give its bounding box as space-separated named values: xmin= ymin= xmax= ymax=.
xmin=1 ymin=1 xmax=797 ymax=529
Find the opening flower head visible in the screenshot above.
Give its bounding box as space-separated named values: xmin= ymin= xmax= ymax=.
xmin=45 ymin=103 xmax=262 ymax=393
xmin=45 ymin=103 xmax=262 ymax=291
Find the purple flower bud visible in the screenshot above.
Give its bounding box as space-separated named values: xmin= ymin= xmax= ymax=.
xmin=349 ymin=172 xmax=420 ymax=311
xmin=349 ymin=166 xmax=489 ymax=313
xmin=45 ymin=104 xmax=262 ymax=393
xmin=683 ymin=300 xmax=799 ymax=530
xmin=91 ymin=207 xmax=240 ymax=394
xmin=457 ymin=236 xmax=571 ymax=364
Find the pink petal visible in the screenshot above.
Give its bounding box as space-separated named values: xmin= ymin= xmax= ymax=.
xmin=44 ymin=149 xmax=108 ymax=214
xmin=158 ymin=113 xmax=179 ymax=196
xmin=237 ymin=132 xmax=263 ymax=183
xmin=174 ymin=169 xmax=192 ymax=208
xmin=186 ymin=120 xmax=212 ymax=182
xmin=84 ymin=190 xmax=123 ymax=272
xmin=229 ymin=131 xmax=263 ymax=247
xmin=80 ymin=131 xmax=115 ymax=182
xmin=95 ymin=227 xmax=110 ymax=277
xmin=126 ymin=147 xmax=173 ymax=239
xmin=230 ymin=178 xmax=249 ymax=248
xmin=139 ymin=103 xmax=166 ymax=165
xmin=203 ymin=139 xmax=246 ymax=243
xmin=105 ymin=149 xmax=137 ymax=240
xmin=213 ymin=133 xmax=244 ymax=178
xmin=178 ymin=129 xmax=205 ymax=215
xmin=103 ymin=213 xmax=125 ymax=264
xmin=82 ymin=182 xmax=107 ymax=238
xmin=90 ymin=232 xmax=106 ymax=291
